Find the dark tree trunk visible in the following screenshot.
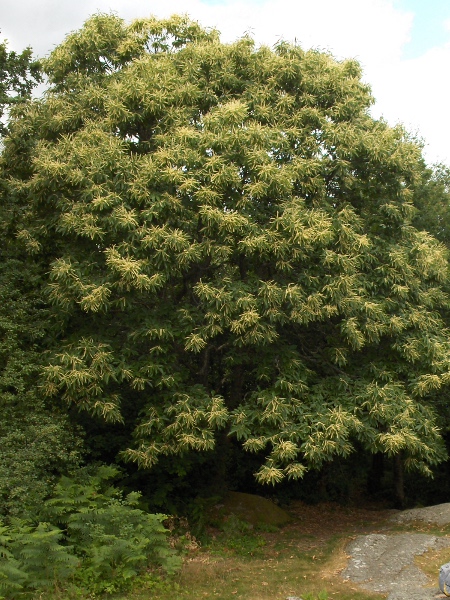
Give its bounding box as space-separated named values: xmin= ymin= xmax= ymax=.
xmin=367 ymin=452 xmax=384 ymax=497
xmin=209 ymin=431 xmax=232 ymax=495
xmin=393 ymin=454 xmax=405 ymax=509
xmin=229 ymin=364 xmax=244 ymax=409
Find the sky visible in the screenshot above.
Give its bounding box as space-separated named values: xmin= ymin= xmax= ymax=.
xmin=1 ymin=0 xmax=449 ymax=167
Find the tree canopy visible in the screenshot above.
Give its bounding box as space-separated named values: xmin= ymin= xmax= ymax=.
xmin=3 ymin=13 xmax=450 ymax=485
xmin=0 ymin=35 xmax=41 ymax=137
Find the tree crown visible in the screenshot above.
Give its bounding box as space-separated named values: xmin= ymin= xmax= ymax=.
xmin=3 ymin=14 xmax=449 ymax=484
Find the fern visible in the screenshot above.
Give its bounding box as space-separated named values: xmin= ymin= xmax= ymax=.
xmin=0 ymin=468 xmax=180 ymax=598
xmin=42 ymin=464 xmax=119 ymax=527
xmin=0 ymin=521 xmax=28 ymax=599
xmin=45 ymin=467 xmax=180 ymax=593
xmin=0 ymin=532 xmax=28 ymax=599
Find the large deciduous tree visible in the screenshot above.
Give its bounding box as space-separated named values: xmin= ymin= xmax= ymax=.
xmin=3 ymin=14 xmax=450 ymax=485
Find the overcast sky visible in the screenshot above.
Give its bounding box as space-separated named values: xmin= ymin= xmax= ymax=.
xmin=1 ymin=0 xmax=449 ymax=167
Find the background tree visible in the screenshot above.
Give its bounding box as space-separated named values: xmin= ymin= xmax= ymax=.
xmin=0 ymin=252 xmax=83 ymax=517
xmin=3 ymin=14 xmax=450 ymax=495
xmin=413 ymin=164 xmax=450 ymax=246
xmin=0 ymin=36 xmax=81 ymax=518
xmin=0 ymin=35 xmax=41 ymax=137
xmin=399 ymin=164 xmax=450 ymax=505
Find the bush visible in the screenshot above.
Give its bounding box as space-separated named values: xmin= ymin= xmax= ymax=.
xmin=0 ymin=519 xmax=78 ymax=598
xmin=0 ymin=466 xmax=180 ymax=598
xmin=0 ymin=258 xmax=83 ymax=519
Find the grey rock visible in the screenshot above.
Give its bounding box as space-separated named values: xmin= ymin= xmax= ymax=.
xmin=342 ymin=533 xmax=450 ymax=600
xmin=439 ymin=561 xmax=450 ymax=595
xmin=390 ymin=503 xmax=450 ymax=527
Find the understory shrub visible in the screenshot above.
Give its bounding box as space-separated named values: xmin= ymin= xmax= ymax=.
xmin=0 ymin=519 xmax=78 ymax=598
xmin=0 ymin=466 xmax=180 ymax=598
xmin=0 ymin=258 xmax=84 ymax=520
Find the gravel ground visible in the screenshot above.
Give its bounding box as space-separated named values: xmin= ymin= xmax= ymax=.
xmin=342 ymin=503 xmax=450 ymax=600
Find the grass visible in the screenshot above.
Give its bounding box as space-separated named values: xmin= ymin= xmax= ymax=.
xmin=413 ymin=531 xmax=450 ymax=593
xmin=389 ymin=519 xmax=450 ymax=536
xmin=107 ymin=501 xmax=390 ymax=600
xmin=110 ymin=548 xmax=384 ymax=600
xmin=36 ymin=500 xmax=445 ymax=600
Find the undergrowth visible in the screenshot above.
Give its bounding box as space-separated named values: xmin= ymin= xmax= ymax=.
xmin=0 ymin=466 xmax=180 ymax=598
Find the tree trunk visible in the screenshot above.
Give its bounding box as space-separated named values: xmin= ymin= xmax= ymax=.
xmin=367 ymin=452 xmax=384 ymax=497
xmin=393 ymin=454 xmax=405 ymax=509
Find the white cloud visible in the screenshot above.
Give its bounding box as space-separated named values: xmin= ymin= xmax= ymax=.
xmin=368 ymin=36 xmax=450 ymax=165
xmin=0 ymin=0 xmax=448 ymax=166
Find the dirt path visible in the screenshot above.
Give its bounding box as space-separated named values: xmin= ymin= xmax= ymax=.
xmin=341 ymin=504 xmax=450 ymax=600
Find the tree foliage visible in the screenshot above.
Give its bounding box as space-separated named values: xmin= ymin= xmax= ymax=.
xmin=413 ymin=164 xmax=450 ymax=247
xmin=0 ymin=35 xmax=41 ymax=137
xmin=0 ymin=235 xmax=83 ymax=517
xmin=0 ymin=35 xmax=80 ymax=517
xmin=3 ymin=13 xmax=450 ymax=485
